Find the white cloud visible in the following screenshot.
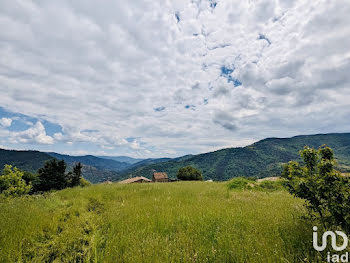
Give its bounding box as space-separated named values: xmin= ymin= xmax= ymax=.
xmin=9 ymin=122 xmax=54 ymax=145
xmin=0 ymin=118 xmax=12 ymax=127
xmin=0 ymin=144 xmax=10 ymax=150
xmin=0 ymin=0 xmax=349 ymax=157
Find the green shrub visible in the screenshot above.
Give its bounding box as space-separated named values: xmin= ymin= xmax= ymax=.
xmin=256 ymin=180 xmax=284 ymax=191
xmin=227 ymin=177 xmax=284 ymax=192
xmin=227 ymin=177 xmax=253 ymax=190
xmin=22 ymin=171 xmax=40 ymax=193
xmin=282 ymin=145 xmax=350 ymax=232
xmin=0 ymin=165 xmax=32 ymax=197
xmin=80 ymin=178 xmax=91 ymax=187
xmin=177 ymin=166 xmax=203 ymax=181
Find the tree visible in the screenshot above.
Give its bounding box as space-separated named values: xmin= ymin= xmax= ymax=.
xmin=177 ymin=166 xmax=203 ymax=181
xmin=0 ymin=165 xmax=31 ymax=197
xmin=282 ymin=145 xmax=350 ymax=232
xmin=37 ymin=159 xmax=67 ymax=191
xmin=22 ymin=170 xmax=40 ymax=193
xmin=68 ymin=162 xmax=83 ymax=187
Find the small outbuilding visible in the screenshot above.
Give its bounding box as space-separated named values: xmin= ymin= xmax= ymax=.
xmin=119 ymin=176 xmax=152 ymax=184
xmin=152 ymin=172 xmax=169 ymax=182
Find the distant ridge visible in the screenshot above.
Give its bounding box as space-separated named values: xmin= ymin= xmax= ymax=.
xmin=120 ymin=133 xmax=350 ymax=180
xmin=96 ymin=155 xmax=143 ymax=164
xmin=0 ymin=149 xmax=53 ymax=172
xmin=1 ymin=133 xmax=350 ymax=182
xmin=47 ymin=152 xmax=129 ymax=171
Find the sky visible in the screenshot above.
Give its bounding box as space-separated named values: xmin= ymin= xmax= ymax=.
xmin=0 ymin=0 xmax=350 ymax=158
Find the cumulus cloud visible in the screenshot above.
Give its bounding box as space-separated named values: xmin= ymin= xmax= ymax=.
xmin=0 ymin=0 xmax=349 ymax=157
xmin=0 ymin=118 xmax=12 ymax=127
xmin=9 ymin=122 xmax=54 ymax=145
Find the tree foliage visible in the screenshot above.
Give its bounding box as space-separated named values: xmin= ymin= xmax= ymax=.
xmin=0 ymin=159 xmax=90 ymax=197
xmin=0 ymin=165 xmax=32 ymax=197
xmin=177 ymin=166 xmax=203 ymax=181
xmin=37 ymin=159 xmax=68 ymax=191
xmin=22 ymin=171 xmax=40 ymax=193
xmin=68 ymin=162 xmax=83 ymax=187
xmin=282 ymin=145 xmax=350 ymax=232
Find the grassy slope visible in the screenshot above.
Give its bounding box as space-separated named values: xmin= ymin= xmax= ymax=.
xmin=0 ymin=182 xmax=324 ymax=262
xmin=123 ymin=133 xmax=350 ymax=180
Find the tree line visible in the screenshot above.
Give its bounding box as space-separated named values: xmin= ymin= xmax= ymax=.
xmin=0 ymin=159 xmax=89 ymax=197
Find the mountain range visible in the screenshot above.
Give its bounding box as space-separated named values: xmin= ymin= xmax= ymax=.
xmin=1 ymin=133 xmax=349 ymax=183
xmin=96 ymin=156 xmax=143 ymax=164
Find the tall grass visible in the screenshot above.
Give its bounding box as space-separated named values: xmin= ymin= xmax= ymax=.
xmin=0 ymin=182 xmax=322 ymax=262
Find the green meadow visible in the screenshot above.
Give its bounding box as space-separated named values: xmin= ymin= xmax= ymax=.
xmin=0 ymin=182 xmax=322 ymax=262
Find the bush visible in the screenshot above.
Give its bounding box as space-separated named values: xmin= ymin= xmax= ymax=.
xmin=227 ymin=177 xmax=253 ymax=190
xmin=256 ymin=180 xmax=284 ymax=191
xmin=282 ymin=145 xmax=350 ymax=232
xmin=79 ymin=178 xmax=91 ymax=187
xmin=22 ymin=171 xmax=40 ymax=193
xmin=227 ymin=177 xmax=284 ymax=191
xmin=177 ymin=166 xmax=203 ymax=181
xmin=0 ymin=165 xmax=32 ymax=197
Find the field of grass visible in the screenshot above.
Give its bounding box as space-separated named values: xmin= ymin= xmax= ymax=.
xmin=0 ymin=182 xmax=323 ymax=262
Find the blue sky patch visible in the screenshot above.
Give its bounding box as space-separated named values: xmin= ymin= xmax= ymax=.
xmin=209 ymin=0 xmax=217 ymax=8
xmin=0 ymin=106 xmax=63 ymax=135
xmin=227 ymin=76 xmax=242 ymax=87
xmin=185 ymin=105 xmax=196 ymax=110
xmin=221 ymin=66 xmax=234 ymax=75
xmin=258 ymin=33 xmax=271 ymax=45
xmin=126 ymin=137 xmax=137 ymax=143
xmin=175 ymin=12 xmax=180 ymax=23
xmin=42 ymin=120 xmax=63 ymax=136
xmin=154 ymin=106 xmax=165 ymax=112
xmin=220 ymin=66 xmax=242 ymax=86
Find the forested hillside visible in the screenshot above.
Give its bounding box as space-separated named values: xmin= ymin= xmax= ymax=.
xmin=47 ymin=153 xmax=129 ymax=172
xmin=0 ymin=149 xmax=53 ymax=172
xmin=122 ymin=133 xmax=350 ymax=180
xmin=96 ymin=156 xmax=143 ymax=164
xmin=2 ymin=133 xmax=350 ymax=182
xmin=0 ymin=150 xmax=124 ymax=183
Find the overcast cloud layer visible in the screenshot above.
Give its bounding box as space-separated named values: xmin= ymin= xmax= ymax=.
xmin=1 ymin=0 xmax=350 ymax=157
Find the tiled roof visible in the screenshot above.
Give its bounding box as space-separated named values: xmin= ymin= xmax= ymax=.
xmin=119 ymin=176 xmax=151 ymax=184
xmin=153 ymin=172 xmax=168 ymax=179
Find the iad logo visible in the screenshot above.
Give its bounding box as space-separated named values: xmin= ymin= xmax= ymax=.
xmin=313 ymin=226 xmax=349 ymax=262
xmin=313 ymin=226 xmax=348 ymax=251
